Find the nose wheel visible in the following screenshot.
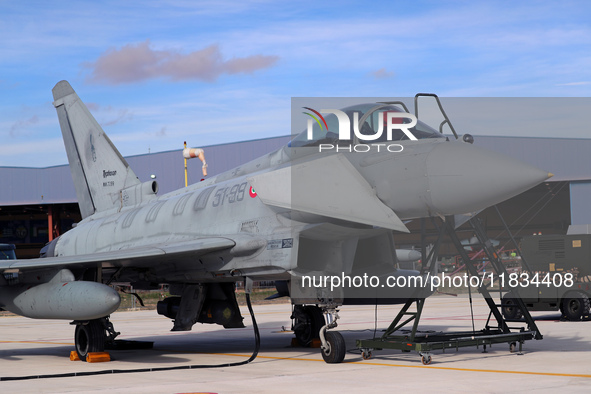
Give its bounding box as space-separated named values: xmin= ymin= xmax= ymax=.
xmin=321 ymin=331 xmax=346 ymax=363
xmin=318 ymin=303 xmax=346 ymax=363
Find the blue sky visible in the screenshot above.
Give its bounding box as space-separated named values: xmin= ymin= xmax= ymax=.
xmin=1 ymin=0 xmax=590 ymax=167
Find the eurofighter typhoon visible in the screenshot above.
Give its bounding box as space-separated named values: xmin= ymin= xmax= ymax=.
xmin=0 ymin=81 xmax=551 ymax=363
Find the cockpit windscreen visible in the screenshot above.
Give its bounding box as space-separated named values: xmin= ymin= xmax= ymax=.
xmin=290 ymin=104 xmax=444 ymax=147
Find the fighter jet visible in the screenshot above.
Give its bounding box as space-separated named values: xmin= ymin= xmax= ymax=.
xmin=0 ymin=81 xmax=551 ymax=364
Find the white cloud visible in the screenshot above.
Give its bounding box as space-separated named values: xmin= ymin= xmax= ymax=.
xmin=556 ymin=82 xmax=591 ymax=86
xmin=370 ymin=68 xmax=394 ymax=80
xmin=9 ymin=115 xmax=39 ymax=137
xmin=0 ymin=137 xmax=66 ymax=167
xmin=85 ymin=103 xmax=133 ymax=126
xmin=83 ymin=40 xmax=279 ymax=85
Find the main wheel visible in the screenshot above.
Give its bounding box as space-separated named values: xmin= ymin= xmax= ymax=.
xmin=292 ymin=305 xmax=325 ymax=347
xmin=321 ymin=331 xmax=346 ymax=364
xmin=75 ymin=320 xmax=106 ymax=361
xmin=502 ymin=293 xmax=523 ymax=320
xmin=562 ymin=292 xmax=591 ymax=321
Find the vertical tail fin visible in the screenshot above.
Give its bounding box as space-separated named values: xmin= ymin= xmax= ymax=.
xmin=52 ymin=81 xmax=141 ymax=218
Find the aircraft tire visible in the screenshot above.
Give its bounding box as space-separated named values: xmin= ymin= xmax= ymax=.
xmin=561 ymin=292 xmax=591 ymax=321
xmin=75 ymin=319 xmax=106 ymax=361
xmin=321 ymin=331 xmax=346 ymax=364
xmin=293 ymin=305 xmax=325 ymax=347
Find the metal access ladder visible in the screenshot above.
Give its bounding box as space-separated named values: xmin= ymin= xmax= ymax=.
xmin=356 ymin=215 xmax=542 ymax=365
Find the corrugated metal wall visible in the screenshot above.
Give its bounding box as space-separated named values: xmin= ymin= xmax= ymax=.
xmin=0 ymin=166 xmax=77 ymax=205
xmin=570 ymin=181 xmax=591 ymax=225
xmin=0 ymin=135 xmax=291 ymax=206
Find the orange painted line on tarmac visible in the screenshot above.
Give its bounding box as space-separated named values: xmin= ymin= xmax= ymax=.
xmin=2 ymin=340 xmax=588 ymax=379
xmin=0 ymin=340 xmax=73 ymax=345
xmin=193 ymin=352 xmax=591 ymax=379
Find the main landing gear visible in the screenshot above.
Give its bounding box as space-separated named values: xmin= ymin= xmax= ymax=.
xmin=71 ymin=317 xmax=119 ymax=361
xmin=291 ymin=305 xmax=324 ymax=347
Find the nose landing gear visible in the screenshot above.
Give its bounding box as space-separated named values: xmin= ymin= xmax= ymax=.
xmin=319 ymin=303 xmax=346 ymax=364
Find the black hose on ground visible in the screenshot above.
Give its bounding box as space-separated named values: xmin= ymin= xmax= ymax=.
xmin=0 ymin=293 xmax=261 ymax=381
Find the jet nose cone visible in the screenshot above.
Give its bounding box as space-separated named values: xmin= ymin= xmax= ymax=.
xmin=426 ymin=142 xmax=551 ymax=215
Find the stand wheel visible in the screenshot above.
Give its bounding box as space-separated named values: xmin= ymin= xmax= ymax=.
xmin=75 ymin=320 xmax=106 ymax=361
xmin=361 ymin=349 xmax=372 ymax=360
xmin=421 ymin=354 xmax=432 ymax=365
xmin=509 ymin=342 xmax=516 ymax=353
xmin=321 ymin=331 xmax=346 ymax=364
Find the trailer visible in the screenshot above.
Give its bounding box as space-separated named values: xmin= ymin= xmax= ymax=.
xmin=502 ymin=228 xmax=591 ymax=321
